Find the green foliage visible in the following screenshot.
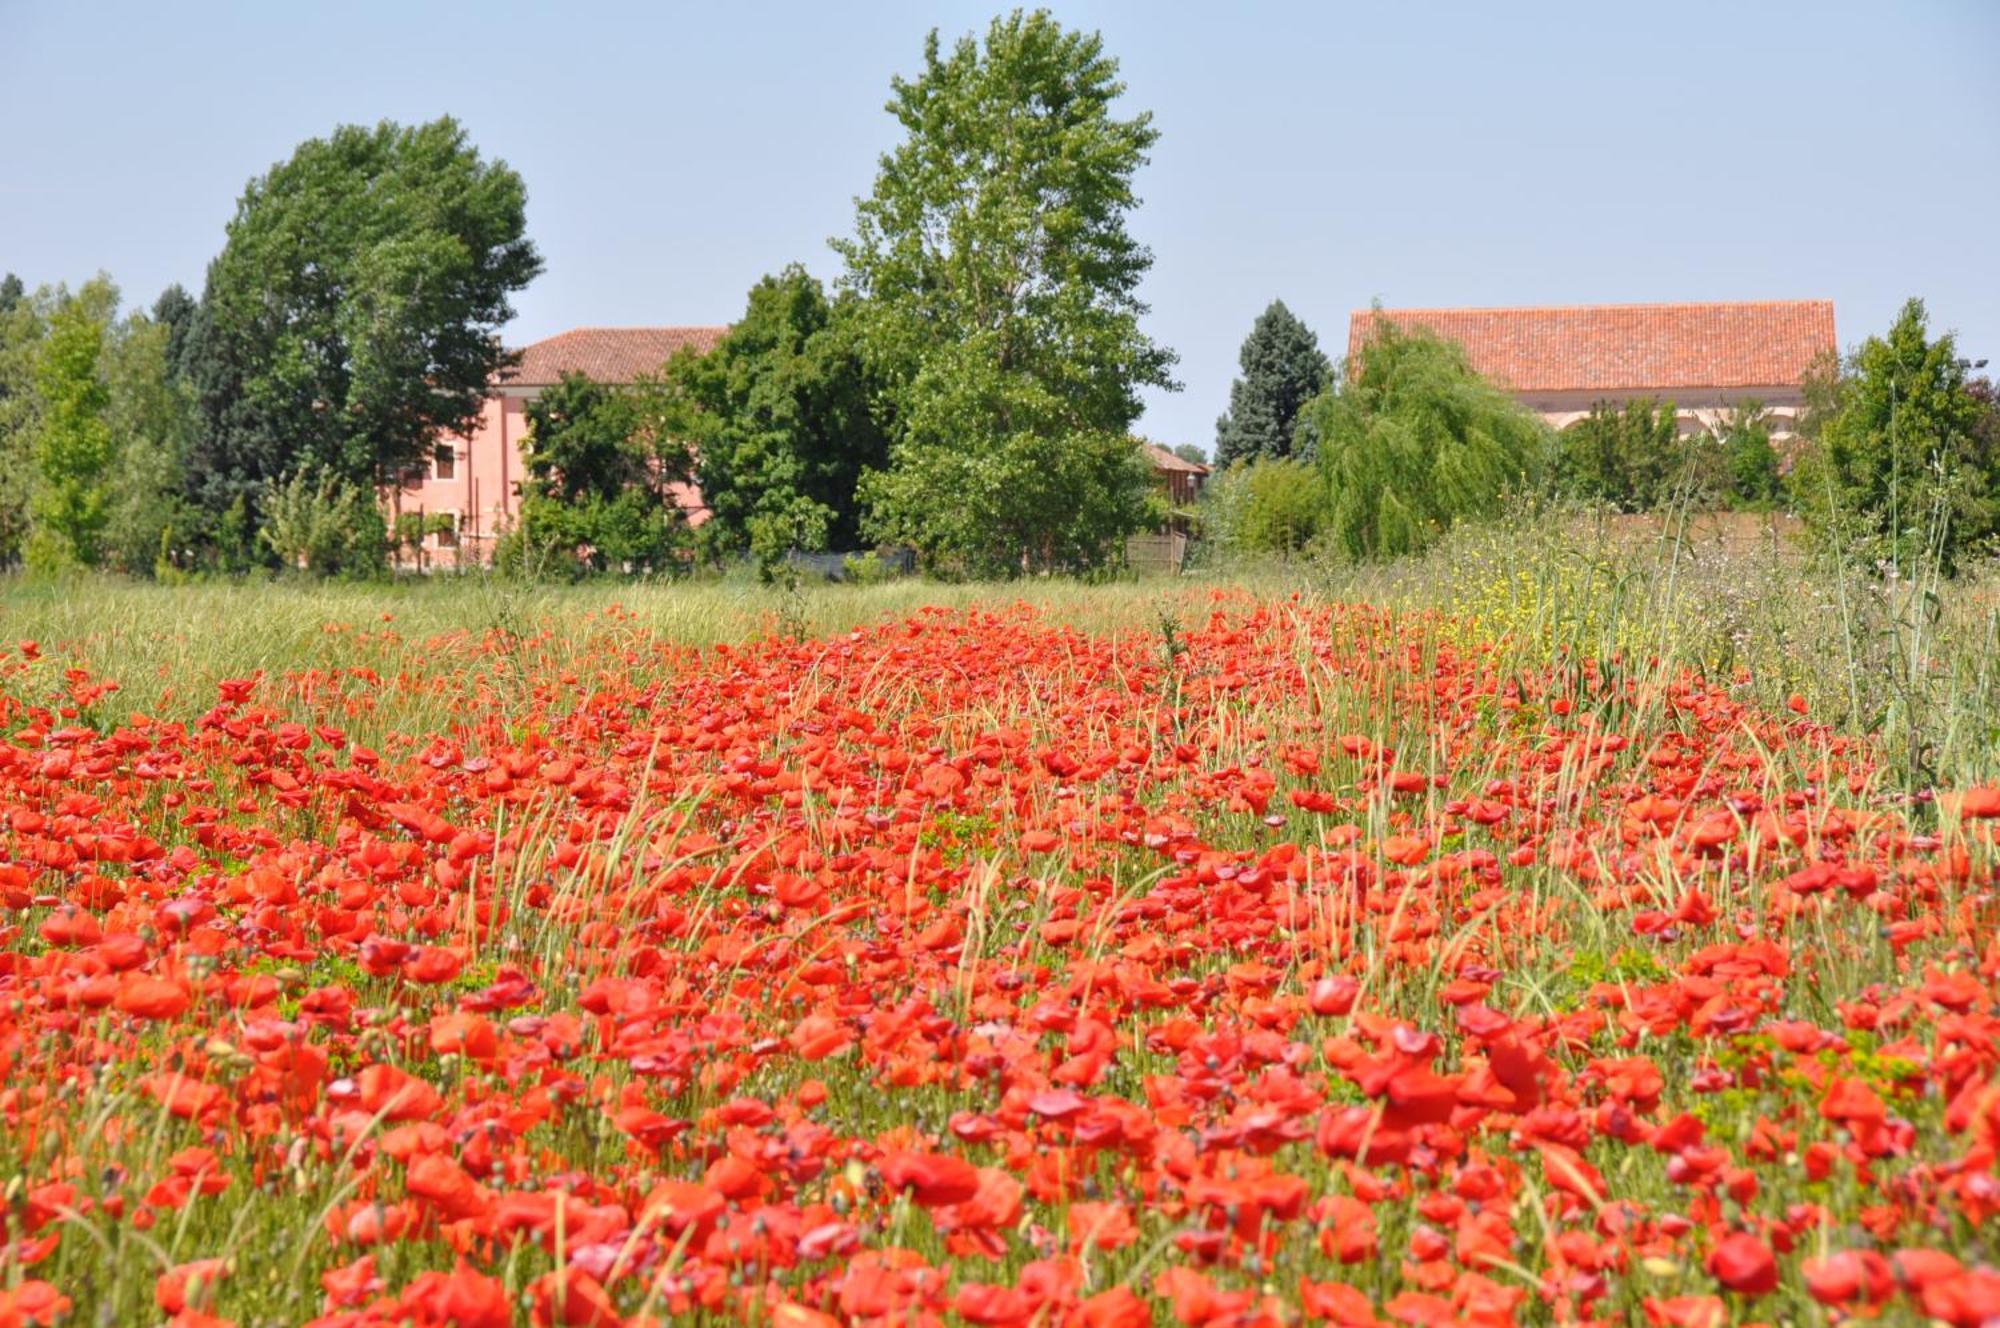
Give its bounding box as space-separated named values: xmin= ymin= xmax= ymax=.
xmin=393 ymin=511 xmax=460 ymax=566
xmin=149 ymin=283 xmax=199 ymax=384
xmin=841 ymin=550 xmax=900 ymax=585
xmin=186 ymin=117 xmax=541 ymax=545
xmin=28 ymin=281 xmax=118 ymax=571
xmin=506 ymin=373 xmax=692 ymax=577
xmin=1551 ymin=397 xmax=1786 ymax=514
xmin=1555 ymin=398 xmax=1685 ymax=511
xmin=669 ymin=266 xmax=887 ymax=579
xmin=100 ymin=308 xmax=198 ymax=576
xmin=0 ymin=273 xmax=21 ymax=315
xmin=0 ymin=283 xmax=43 ymax=565
xmin=1718 ymin=402 xmax=1784 ymax=510
xmin=1306 ymin=320 xmax=1548 ymax=561
xmin=258 ymin=468 xmax=387 ymax=577
xmin=1794 ymin=298 xmax=1992 ymax=572
xmin=835 ymin=10 xmax=1177 ymax=576
xmin=853 ymin=341 xmax=1163 ymax=577
xmin=1202 ymin=458 xmax=1326 ymax=557
xmin=1214 ymin=299 xmax=1332 ymax=465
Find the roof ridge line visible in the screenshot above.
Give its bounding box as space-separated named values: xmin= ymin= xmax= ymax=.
xmin=1353 ymin=299 xmax=1832 ymax=317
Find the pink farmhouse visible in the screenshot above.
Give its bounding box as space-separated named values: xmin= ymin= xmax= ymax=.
xmin=391 ymin=324 xmax=1210 ymax=569
xmin=389 ymin=326 xmax=726 ymax=567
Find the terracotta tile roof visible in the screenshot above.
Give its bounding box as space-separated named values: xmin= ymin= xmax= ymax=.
xmin=1348 ymin=301 xmax=1835 ymax=395
xmin=503 ymin=326 xmax=730 ymax=387
xmin=1141 ymin=442 xmax=1210 ymax=475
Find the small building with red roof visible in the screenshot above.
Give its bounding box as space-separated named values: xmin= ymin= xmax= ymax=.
xmin=1347 ymin=300 xmax=1836 ymax=438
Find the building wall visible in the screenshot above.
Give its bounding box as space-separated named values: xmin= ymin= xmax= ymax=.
xmin=387 ymin=392 xmax=530 ymax=569
xmin=391 ymin=391 xmax=1205 ymax=571
xmin=1515 ymin=384 xmax=1808 ymax=438
xmin=386 ymin=387 xmax=713 ymax=570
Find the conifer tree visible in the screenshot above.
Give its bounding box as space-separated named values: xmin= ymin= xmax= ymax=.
xmin=1214 ymin=300 xmax=1331 ymax=465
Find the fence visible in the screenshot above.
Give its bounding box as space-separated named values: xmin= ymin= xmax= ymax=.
xmin=785 ymin=548 xmax=918 ymax=581
xmin=1126 ymin=530 xmax=1192 ymax=574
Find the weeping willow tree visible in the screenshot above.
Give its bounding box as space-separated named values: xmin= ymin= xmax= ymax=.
xmin=1306 ymin=320 xmax=1551 ymax=560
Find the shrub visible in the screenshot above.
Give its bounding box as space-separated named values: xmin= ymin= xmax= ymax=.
xmin=259 ymin=468 xmax=387 ymax=577
xmin=1717 ymin=404 xmax=1784 ymax=510
xmin=1203 ymin=458 xmax=1326 ymax=557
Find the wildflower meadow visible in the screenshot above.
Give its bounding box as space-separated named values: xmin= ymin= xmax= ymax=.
xmin=2 ymin=531 xmax=1999 ymax=1328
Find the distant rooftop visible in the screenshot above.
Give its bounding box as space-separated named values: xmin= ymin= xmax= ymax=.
xmin=503 ymin=326 xmax=730 ymax=387
xmin=1141 ymin=442 xmax=1210 ymax=475
xmin=1348 ymin=300 xmax=1836 ymax=395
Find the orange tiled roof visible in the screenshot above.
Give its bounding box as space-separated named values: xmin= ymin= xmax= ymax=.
xmin=1348 ymin=301 xmax=1835 ymax=395
xmin=1141 ymin=442 xmax=1210 ymax=475
xmin=504 ymin=326 xmax=729 ymax=387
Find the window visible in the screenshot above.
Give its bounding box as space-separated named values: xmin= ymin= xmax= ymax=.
xmin=433 ymin=445 xmax=456 ymax=481
xmin=435 ymin=513 xmax=458 ymax=548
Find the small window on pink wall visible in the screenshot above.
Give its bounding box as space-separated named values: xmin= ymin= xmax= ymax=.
xmin=434 ymin=445 xmax=456 ymax=481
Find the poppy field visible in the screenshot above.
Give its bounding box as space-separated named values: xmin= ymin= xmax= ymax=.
xmin=2 ymin=578 xmax=1999 ymax=1328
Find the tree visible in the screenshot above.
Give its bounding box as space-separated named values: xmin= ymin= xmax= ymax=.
xmin=0 ymin=283 xmax=44 ymax=563
xmin=0 ymin=274 xmax=22 ymax=316
xmin=27 ymin=281 xmax=119 ymax=570
xmin=1716 ymin=402 xmax=1782 ymax=510
xmin=150 ymin=283 xmax=198 ymax=383
xmin=1170 ymin=443 xmax=1208 ymax=466
xmin=668 ymin=266 xmax=888 ymax=577
xmin=1555 ymin=398 xmax=1685 ymax=510
xmin=1793 ymin=298 xmax=1989 ymax=571
xmin=186 ymin=117 xmax=541 ymax=550
xmin=835 ymin=10 xmax=1177 ymax=576
xmin=260 ymin=468 xmax=388 ymax=577
xmin=1306 ymin=320 xmax=1548 ymax=561
xmin=1204 ymin=457 xmax=1325 ymax=557
xmin=504 ymin=373 xmax=693 ymax=577
xmin=29 ymin=282 xmax=118 ymax=568
xmin=102 ymin=308 xmax=197 ymax=574
xmin=1214 ymin=300 xmax=1332 ymax=465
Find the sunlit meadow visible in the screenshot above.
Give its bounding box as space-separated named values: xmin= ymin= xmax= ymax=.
xmin=3 ymin=521 xmax=2000 ymax=1328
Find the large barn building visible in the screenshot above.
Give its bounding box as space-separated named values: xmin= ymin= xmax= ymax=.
xmin=1347 ymin=300 xmax=1837 ymax=439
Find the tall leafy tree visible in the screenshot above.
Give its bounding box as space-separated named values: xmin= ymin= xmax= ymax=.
xmin=102 ymin=307 xmax=197 ymax=575
xmin=1214 ymin=300 xmax=1331 ymax=465
xmin=1794 ymin=298 xmax=1989 ymax=571
xmin=835 ymin=9 xmax=1177 ymax=576
xmin=150 ymin=283 xmax=198 ymax=384
xmin=0 ymin=274 xmax=22 ymax=316
xmin=668 ymin=266 xmax=888 ymax=575
xmin=187 ymin=117 xmax=541 ymax=550
xmin=1306 ymin=320 xmax=1548 ymax=560
xmin=505 ymin=373 xmax=693 ymax=577
xmin=28 ymin=280 xmax=118 ymax=569
xmin=0 ymin=282 xmax=44 ymax=563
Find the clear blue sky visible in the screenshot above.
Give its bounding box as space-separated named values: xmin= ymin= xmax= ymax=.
xmin=3 ymin=1 xmax=1996 ymax=451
